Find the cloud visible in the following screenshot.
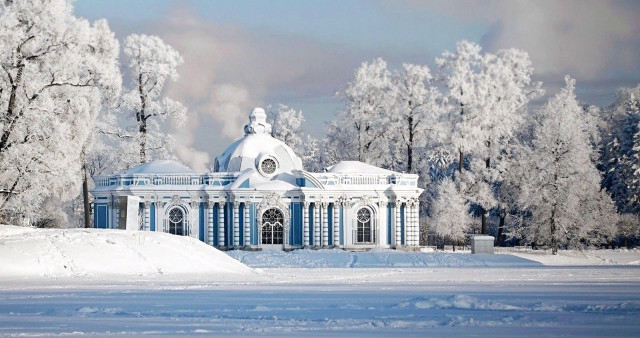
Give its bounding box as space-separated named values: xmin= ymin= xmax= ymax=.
xmin=392 ymin=0 xmax=640 ymax=80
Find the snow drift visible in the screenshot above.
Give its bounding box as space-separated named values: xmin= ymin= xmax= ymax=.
xmin=0 ymin=225 xmax=252 ymax=278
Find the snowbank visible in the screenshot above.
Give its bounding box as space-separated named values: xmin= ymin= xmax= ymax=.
xmin=0 ymin=225 xmax=252 ymax=278
xmin=502 ymin=248 xmax=640 ymax=266
xmin=226 ymin=248 xmax=541 ymax=268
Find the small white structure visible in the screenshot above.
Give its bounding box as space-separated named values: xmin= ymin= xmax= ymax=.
xmin=471 ymin=235 xmax=494 ymax=254
xmin=92 ymin=108 xmax=423 ymax=251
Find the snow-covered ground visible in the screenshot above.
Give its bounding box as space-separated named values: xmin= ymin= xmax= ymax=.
xmin=503 ymin=248 xmax=640 ymax=265
xmin=1 ymin=226 xmax=639 ymax=336
xmin=227 ymin=248 xmax=543 ymax=268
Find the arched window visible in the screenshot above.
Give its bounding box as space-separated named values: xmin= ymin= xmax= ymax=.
xmin=168 ymin=207 xmax=184 ymax=236
xmin=356 ymin=208 xmax=372 ymax=243
xmin=261 ymin=208 xmax=284 ymax=245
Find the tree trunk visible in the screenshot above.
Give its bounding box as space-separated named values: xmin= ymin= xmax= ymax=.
xmin=497 ymin=212 xmax=505 ymax=247
xmin=550 ymin=215 xmax=558 ymax=255
xmin=82 ymin=161 xmax=91 ymax=228
xmin=0 ymin=65 xmax=24 ymax=153
xmin=139 ymin=118 xmax=147 ymax=164
xmin=407 ymin=115 xmax=413 ymax=173
xmin=551 ymin=171 xmax=559 ymax=255
xmin=407 ymin=144 xmax=413 ymax=174
xmin=458 ymin=150 xmax=463 ymax=173
xmin=481 ymin=210 xmax=487 ymax=234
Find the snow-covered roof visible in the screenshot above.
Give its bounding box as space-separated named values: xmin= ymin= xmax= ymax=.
xmin=215 ymin=108 xmax=303 ymax=173
xmin=122 ymin=160 xmax=195 ymax=175
xmin=326 ymin=161 xmax=397 ymax=175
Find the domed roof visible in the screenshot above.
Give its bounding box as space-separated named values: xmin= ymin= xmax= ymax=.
xmin=214 ymin=108 xmax=303 ymax=174
xmin=122 ymin=160 xmax=195 ymax=174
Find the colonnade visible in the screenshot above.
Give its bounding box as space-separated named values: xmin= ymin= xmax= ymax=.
xmin=136 ymin=197 xmax=421 ymax=249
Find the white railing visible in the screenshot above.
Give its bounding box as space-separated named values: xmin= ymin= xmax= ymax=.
xmin=313 ymin=173 xmax=419 ymax=187
xmin=93 ymin=173 xmax=239 ymax=187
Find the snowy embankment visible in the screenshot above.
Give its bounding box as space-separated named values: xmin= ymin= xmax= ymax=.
xmin=0 ymin=225 xmax=252 ymax=278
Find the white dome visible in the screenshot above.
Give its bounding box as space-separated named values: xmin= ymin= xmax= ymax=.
xmin=214 ymin=108 xmax=303 ymax=174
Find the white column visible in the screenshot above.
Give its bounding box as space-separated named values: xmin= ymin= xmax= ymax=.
xmin=322 ymin=203 xmax=329 ymax=248
xmin=303 ymin=202 xmax=310 ymax=246
xmin=153 ymin=201 xmax=159 ymax=232
xmin=395 ymin=202 xmax=402 ymax=247
xmin=217 ymin=202 xmax=225 ymax=247
xmin=407 ymin=202 xmax=413 ymax=246
xmin=344 ymin=201 xmax=351 ymax=246
xmin=244 ymin=202 xmax=250 ymax=246
xmin=333 ymin=202 xmax=340 ymax=247
xmin=143 ymin=202 xmax=150 ymax=231
xmin=414 ymin=202 xmax=420 ymax=246
xmin=114 ymin=204 xmax=119 ymax=230
xmin=207 ymin=202 xmax=214 ymax=245
xmin=404 ymin=202 xmax=410 ymax=246
xmin=233 ymin=202 xmax=240 ymax=247
xmin=313 ymin=202 xmax=320 ymax=247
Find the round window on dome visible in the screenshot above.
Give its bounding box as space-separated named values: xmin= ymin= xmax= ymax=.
xmin=260 ymin=158 xmax=277 ymax=175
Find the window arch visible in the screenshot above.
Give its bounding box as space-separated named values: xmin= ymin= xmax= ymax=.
xmin=168 ymin=207 xmax=184 ymax=236
xmin=261 ymin=208 xmax=284 ymax=245
xmin=356 ymin=208 xmax=372 ymax=243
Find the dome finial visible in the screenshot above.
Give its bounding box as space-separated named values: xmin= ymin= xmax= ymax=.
xmin=244 ymin=107 xmax=271 ymax=135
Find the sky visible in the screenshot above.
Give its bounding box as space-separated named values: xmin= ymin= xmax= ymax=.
xmin=75 ymin=0 xmax=640 ymax=171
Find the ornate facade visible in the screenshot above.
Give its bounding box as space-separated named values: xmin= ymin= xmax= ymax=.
xmin=92 ymin=108 xmax=423 ymax=250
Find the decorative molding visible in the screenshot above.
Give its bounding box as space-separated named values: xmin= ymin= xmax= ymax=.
xmin=190 ymin=201 xmax=199 ymax=209
xmin=171 ymin=195 xmax=181 ymax=204
xmin=359 ymin=195 xmax=373 ymax=208
xmin=338 ymin=194 xmax=350 ymax=206
xmin=256 ymin=192 xmax=291 ymax=238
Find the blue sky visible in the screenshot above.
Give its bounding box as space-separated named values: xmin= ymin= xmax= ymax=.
xmin=75 ymin=0 xmax=640 ymax=169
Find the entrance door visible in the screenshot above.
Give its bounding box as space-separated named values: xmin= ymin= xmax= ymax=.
xmin=261 ymin=208 xmax=284 ymax=249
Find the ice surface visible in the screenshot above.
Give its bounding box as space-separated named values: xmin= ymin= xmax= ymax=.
xmin=0 ymin=267 xmax=639 ymax=336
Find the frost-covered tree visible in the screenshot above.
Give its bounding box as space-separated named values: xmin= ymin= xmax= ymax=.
xmin=631 ymin=121 xmax=640 ymax=212
xmin=389 ymin=63 xmax=442 ymax=173
xmin=517 ymin=77 xmax=618 ymax=253
xmin=617 ymin=213 xmax=640 ymax=248
xmin=267 ymin=104 xmax=304 ymax=155
xmin=0 ymin=0 xmax=121 ymax=224
xmin=331 ymin=58 xmax=392 ymax=167
xmin=436 ymin=41 xmax=542 ymax=234
xmin=600 ymin=85 xmax=640 ymax=214
xmin=429 ymin=178 xmax=472 ymax=250
xmin=120 ymin=34 xmax=186 ymax=164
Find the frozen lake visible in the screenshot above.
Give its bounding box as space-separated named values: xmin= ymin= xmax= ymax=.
xmin=1 ymin=266 xmax=639 ymax=336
